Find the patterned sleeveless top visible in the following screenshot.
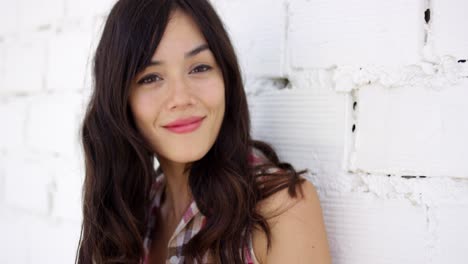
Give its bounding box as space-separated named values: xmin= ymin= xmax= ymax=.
xmin=140 ymin=149 xmax=268 ymax=264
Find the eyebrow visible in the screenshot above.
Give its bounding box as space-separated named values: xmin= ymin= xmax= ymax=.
xmin=148 ymin=43 xmax=210 ymax=66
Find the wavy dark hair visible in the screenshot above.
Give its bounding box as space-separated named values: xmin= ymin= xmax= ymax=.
xmin=76 ymin=0 xmax=306 ymax=263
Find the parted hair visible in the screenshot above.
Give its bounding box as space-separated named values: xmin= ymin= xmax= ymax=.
xmin=75 ymin=0 xmax=306 ymax=263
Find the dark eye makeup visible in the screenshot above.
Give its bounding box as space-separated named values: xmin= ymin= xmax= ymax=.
xmin=190 ymin=64 xmax=213 ymax=74
xmin=137 ymin=64 xmax=213 ymax=85
xmin=137 ymin=74 xmax=162 ymax=85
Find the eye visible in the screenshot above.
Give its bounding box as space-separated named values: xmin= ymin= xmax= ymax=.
xmin=190 ymin=64 xmax=212 ymax=74
xmin=138 ymin=74 xmax=162 ymax=85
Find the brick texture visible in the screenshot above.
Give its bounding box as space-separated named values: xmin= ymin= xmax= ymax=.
xmin=0 ymin=0 xmax=467 ymax=263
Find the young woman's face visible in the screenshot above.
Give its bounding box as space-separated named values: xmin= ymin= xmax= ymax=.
xmin=129 ymin=9 xmax=225 ymax=166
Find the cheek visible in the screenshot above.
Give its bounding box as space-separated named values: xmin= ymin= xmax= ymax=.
xmin=130 ymin=91 xmax=162 ymax=128
xmin=216 ymin=82 xmax=226 ymax=114
xmin=198 ymin=77 xmax=225 ymax=110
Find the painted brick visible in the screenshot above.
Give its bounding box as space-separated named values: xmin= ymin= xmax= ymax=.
xmin=0 ymin=97 xmax=29 ymax=151
xmin=0 ymin=41 xmax=4 ymax=87
xmin=0 ymin=210 xmax=31 ymax=263
xmin=2 ymin=36 xmax=47 ymax=95
xmin=4 ymin=154 xmax=54 ymax=214
xmin=247 ymin=81 xmax=347 ymax=176
xmin=26 ymin=93 xmax=84 ymax=156
xmin=213 ymin=0 xmax=286 ymax=77
xmin=432 ymin=204 xmax=468 ymax=263
xmin=0 ymin=209 xmax=81 ymax=264
xmin=78 ymin=16 xmax=108 ymax=91
xmin=431 ymin=0 xmax=468 ymax=59
xmin=288 ymin=0 xmax=424 ymax=68
xmin=17 ymin=0 xmax=64 ymax=31
xmin=65 ymin=0 xmax=116 ymax=18
xmin=29 ymin=218 xmax=81 ymax=263
xmin=0 ymin=1 xmax=467 ymax=263
xmin=0 ymin=153 xmax=4 ymax=203
xmin=352 ymin=79 xmax=468 ymax=177
xmin=0 ymin=0 xmax=19 ymax=35
xmin=51 ymin=156 xmax=84 ymax=221
xmin=46 ymin=26 xmax=94 ymax=91
xmin=322 ymin=192 xmax=427 ymax=264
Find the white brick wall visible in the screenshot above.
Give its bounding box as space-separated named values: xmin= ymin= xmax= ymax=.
xmin=4 ymin=153 xmax=55 ymax=215
xmin=26 ymin=93 xmax=83 ymax=156
xmin=212 ymin=0 xmax=287 ymax=77
xmin=2 ymin=35 xmax=47 ymax=95
xmin=17 ymin=0 xmax=64 ymax=32
xmin=0 ymin=0 xmax=19 ymax=35
xmin=1 ymin=0 xmax=467 ymax=263
xmin=431 ymin=0 xmax=468 ymax=59
xmin=46 ymin=23 xmax=94 ymax=92
xmin=352 ymin=78 xmax=468 ymax=177
xmin=65 ymin=0 xmax=116 ymax=18
xmin=0 ymin=98 xmax=29 ymax=151
xmin=288 ymin=0 xmax=425 ymax=68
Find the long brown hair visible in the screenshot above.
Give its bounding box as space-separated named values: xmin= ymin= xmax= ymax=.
xmin=76 ymin=0 xmax=306 ymax=263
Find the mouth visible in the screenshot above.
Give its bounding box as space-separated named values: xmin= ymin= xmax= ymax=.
xmin=163 ymin=116 xmax=205 ymax=134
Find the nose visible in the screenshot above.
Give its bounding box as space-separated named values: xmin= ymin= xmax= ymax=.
xmin=166 ymin=77 xmax=195 ymax=110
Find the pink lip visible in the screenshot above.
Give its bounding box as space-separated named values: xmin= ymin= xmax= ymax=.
xmin=163 ymin=116 xmax=205 ymax=134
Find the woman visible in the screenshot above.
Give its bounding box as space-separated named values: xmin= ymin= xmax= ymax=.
xmin=76 ymin=0 xmax=331 ymax=263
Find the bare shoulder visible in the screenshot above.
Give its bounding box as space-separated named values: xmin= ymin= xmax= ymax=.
xmin=252 ymin=180 xmax=332 ymax=264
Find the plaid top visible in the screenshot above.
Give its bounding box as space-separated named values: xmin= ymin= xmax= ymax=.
xmin=141 ymin=150 xmax=267 ymax=264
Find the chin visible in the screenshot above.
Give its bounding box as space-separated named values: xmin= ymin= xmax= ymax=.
xmin=167 ymin=146 xmax=211 ymax=164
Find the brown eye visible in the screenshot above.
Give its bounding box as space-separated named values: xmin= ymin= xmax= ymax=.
xmin=190 ymin=65 xmax=212 ymax=74
xmin=138 ymin=74 xmax=162 ymax=85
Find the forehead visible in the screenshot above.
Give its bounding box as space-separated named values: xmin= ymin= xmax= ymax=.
xmin=152 ymin=9 xmax=207 ymax=59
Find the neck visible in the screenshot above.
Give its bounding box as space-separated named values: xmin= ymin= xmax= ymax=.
xmin=159 ymin=159 xmax=193 ymax=222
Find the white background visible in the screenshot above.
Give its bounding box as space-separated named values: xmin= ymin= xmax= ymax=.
xmin=1 ymin=0 xmax=467 ymax=263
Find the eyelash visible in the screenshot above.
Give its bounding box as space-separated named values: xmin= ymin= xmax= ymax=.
xmin=138 ymin=64 xmax=213 ymax=85
xmin=190 ymin=64 xmax=212 ymax=74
